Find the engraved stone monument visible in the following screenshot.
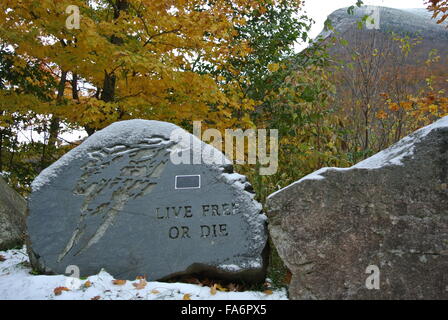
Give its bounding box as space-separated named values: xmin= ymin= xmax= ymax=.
xmin=27 ymin=120 xmax=267 ymax=282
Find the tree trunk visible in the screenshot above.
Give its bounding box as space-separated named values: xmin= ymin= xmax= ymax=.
xmin=85 ymin=0 xmax=128 ymax=136
xmin=363 ymin=106 xmax=369 ymax=151
xmin=72 ymin=73 xmax=79 ymax=100
xmin=101 ymin=71 xmax=116 ymax=103
xmin=43 ymin=70 xmax=67 ymax=166
xmin=0 ymin=129 xmax=3 ymax=172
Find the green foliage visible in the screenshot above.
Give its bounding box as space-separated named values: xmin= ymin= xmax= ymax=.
xmin=242 ymin=56 xmax=352 ymax=203
xmin=207 ymin=2 xmax=352 ymax=206
xmin=347 ymin=0 xmax=364 ymax=16
xmin=0 ymin=47 xmax=60 ymax=193
xmin=266 ymin=239 xmax=290 ymax=290
xmin=29 ymin=269 xmax=42 ymax=276
xmin=0 ymin=48 xmax=57 ymax=100
xmin=200 ymin=0 xmax=312 ymax=106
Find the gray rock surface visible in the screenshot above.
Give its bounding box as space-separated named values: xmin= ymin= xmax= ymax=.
xmin=319 ymin=6 xmax=448 ymax=41
xmin=267 ymin=116 xmax=448 ymax=299
xmin=27 ymin=120 xmax=267 ymax=282
xmin=0 ymin=177 xmax=27 ymax=250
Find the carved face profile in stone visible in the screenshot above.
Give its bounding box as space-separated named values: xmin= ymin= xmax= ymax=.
xmin=27 ymin=120 xmax=267 ymax=282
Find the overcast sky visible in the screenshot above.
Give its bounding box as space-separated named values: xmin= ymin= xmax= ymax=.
xmin=302 ymin=0 xmax=427 ymax=40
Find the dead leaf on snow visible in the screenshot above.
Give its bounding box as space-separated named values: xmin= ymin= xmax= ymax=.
xmin=183 ymin=293 xmax=192 ymax=300
xmin=54 ymin=286 xmax=70 ymax=296
xmin=210 ymin=284 xmax=217 ymax=295
xmin=133 ymin=279 xmax=147 ymax=290
xmin=112 ymin=279 xmax=127 ymax=285
xmin=216 ymin=283 xmax=228 ymax=292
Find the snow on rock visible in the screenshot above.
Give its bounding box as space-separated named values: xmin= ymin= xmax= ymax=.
xmin=0 ymin=247 xmax=287 ymax=300
xmin=265 ymin=116 xmax=448 ymax=299
xmin=268 ymin=116 xmax=448 ymax=200
xmin=31 ymin=119 xmax=230 ymax=192
xmin=354 ymin=116 xmax=448 ymax=169
xmin=218 ymin=171 xmax=266 ymax=258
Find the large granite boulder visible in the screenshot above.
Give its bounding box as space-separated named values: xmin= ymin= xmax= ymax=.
xmin=0 ymin=177 xmax=27 ymax=250
xmin=267 ymin=116 xmax=448 ymax=299
xmin=27 ymin=120 xmax=267 ymax=282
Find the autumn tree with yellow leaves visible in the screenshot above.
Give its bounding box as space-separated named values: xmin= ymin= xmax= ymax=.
xmin=0 ymin=0 xmax=268 ymax=136
xmin=371 ymin=1 xmax=448 ymax=153
xmin=427 ymin=0 xmax=448 ymax=25
xmin=0 ymin=0 xmax=312 ymax=191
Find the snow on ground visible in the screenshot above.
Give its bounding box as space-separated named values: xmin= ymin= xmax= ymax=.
xmin=0 ymin=247 xmax=287 ymax=300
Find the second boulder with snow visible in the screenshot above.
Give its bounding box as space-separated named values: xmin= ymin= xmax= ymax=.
xmin=267 ymin=116 xmax=448 ymax=299
xmin=27 ymin=120 xmax=267 ymax=282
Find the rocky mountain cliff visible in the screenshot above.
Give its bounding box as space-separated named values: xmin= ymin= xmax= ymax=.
xmin=319 ymin=6 xmax=448 ymax=41
xmin=317 ymin=6 xmax=448 ymax=92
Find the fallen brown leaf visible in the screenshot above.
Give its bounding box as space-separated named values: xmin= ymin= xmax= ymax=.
xmin=0 ymin=255 xmax=5 ymax=262
xmin=84 ymin=280 xmax=92 ymax=288
xmin=183 ymin=293 xmax=192 ymax=300
xmin=150 ymin=289 xmax=160 ymax=294
xmin=54 ymin=286 xmax=70 ymax=296
xmin=112 ymin=279 xmax=126 ymax=285
xmin=216 ymin=283 xmax=228 ymax=292
xmin=210 ymin=284 xmax=217 ymax=295
xmin=263 ymin=289 xmax=273 ymax=295
xmin=91 ymin=295 xmax=101 ymax=300
xmin=132 ymin=279 xmax=147 ymax=290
